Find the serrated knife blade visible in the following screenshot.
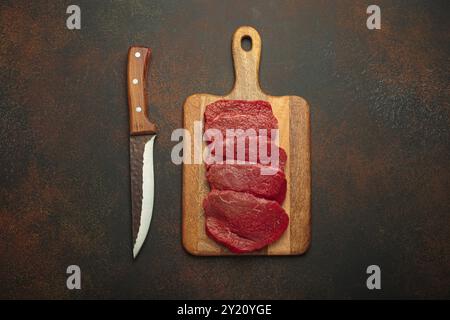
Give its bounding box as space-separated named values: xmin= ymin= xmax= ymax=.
xmin=127 ymin=47 xmax=158 ymax=259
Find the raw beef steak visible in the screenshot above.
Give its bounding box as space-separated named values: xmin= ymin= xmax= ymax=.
xmin=206 ymin=136 xmax=287 ymax=171
xmin=204 ymin=100 xmax=275 ymax=123
xmin=203 ymin=190 xmax=289 ymax=253
xmin=207 ymin=164 xmax=287 ymax=204
xmin=204 ymin=100 xmax=278 ymax=140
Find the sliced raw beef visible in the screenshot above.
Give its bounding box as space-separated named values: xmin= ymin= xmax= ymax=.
xmin=207 ymin=164 xmax=287 ymax=204
xmin=204 ymin=100 xmax=275 ymax=123
xmin=203 ymin=190 xmax=289 ymax=253
xmin=204 ymin=100 xmax=278 ymax=140
xmin=206 ymin=136 xmax=287 ymax=171
xmin=202 ymin=99 xmax=289 ymax=253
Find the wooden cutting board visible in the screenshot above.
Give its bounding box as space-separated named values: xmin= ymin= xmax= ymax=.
xmin=182 ymin=26 xmax=311 ymax=256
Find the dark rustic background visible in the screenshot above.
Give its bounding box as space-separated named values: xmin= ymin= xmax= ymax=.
xmin=0 ymin=0 xmax=449 ymax=299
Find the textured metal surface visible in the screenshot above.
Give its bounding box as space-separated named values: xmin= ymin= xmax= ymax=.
xmin=130 ymin=135 xmax=155 ymax=257
xmin=0 ymin=0 xmax=449 ymax=299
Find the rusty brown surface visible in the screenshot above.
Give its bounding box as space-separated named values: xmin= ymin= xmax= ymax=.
xmin=0 ymin=0 xmax=449 ymax=299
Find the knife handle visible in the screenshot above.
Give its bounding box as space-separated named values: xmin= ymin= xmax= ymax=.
xmin=127 ymin=47 xmax=157 ymax=135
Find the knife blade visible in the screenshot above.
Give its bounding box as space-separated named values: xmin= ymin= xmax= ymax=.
xmin=127 ymin=47 xmax=158 ymax=259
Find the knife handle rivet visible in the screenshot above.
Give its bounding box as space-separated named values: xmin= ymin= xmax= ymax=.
xmin=134 ymin=52 xmax=141 ymax=58
xmin=132 ymin=78 xmax=139 ymax=85
xmin=136 ymin=106 xmax=142 ymax=113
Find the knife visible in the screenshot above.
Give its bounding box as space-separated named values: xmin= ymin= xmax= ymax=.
xmin=127 ymin=47 xmax=157 ymax=259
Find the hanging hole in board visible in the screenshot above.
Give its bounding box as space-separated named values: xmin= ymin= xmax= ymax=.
xmin=241 ymin=35 xmax=252 ymax=52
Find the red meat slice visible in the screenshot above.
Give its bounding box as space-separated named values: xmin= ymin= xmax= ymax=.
xmin=207 ymin=164 xmax=287 ymax=204
xmin=206 ymin=136 xmax=287 ymax=172
xmin=204 ymin=100 xmax=278 ymax=140
xmin=203 ymin=190 xmax=289 ymax=253
xmin=204 ymin=100 xmax=275 ymax=123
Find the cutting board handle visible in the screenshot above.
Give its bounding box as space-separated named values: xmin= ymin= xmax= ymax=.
xmin=229 ymin=26 xmax=265 ymax=100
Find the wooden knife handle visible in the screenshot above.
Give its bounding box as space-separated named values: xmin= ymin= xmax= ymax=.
xmin=127 ymin=47 xmax=157 ymax=135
